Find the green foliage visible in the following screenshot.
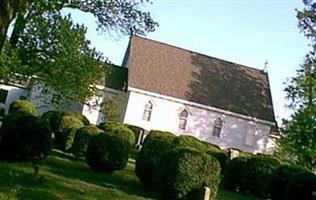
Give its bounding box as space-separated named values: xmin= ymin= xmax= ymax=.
xmin=72 ymin=125 xmax=103 ymax=157
xmin=279 ymin=106 xmax=316 ymax=169
xmin=86 ymin=132 xmax=132 ymax=172
xmin=125 ymin=124 xmax=145 ymax=144
xmin=223 ymin=157 xmax=249 ymax=191
xmin=207 ymin=150 xmax=229 ymax=174
xmin=155 ymin=147 xmax=221 ymax=200
xmin=135 ymin=130 xmax=175 ymax=186
xmin=280 ymin=0 xmax=316 ymax=171
xmin=0 ymin=106 xmax=5 ymax=119
xmin=171 ymin=135 xmax=206 ymax=151
xmin=98 ymin=121 xmax=135 ymax=146
xmin=55 ymin=116 xmax=84 ymax=151
xmin=16 ymin=13 xmax=104 ymax=105
xmin=64 ymin=111 xmax=90 ymax=125
xmin=224 ymin=156 xmax=281 ymax=198
xmin=101 ymin=93 xmax=127 ymax=122
xmin=8 ymin=100 xmax=36 ymax=116
xmin=1 ymin=0 xmax=158 ymax=104
xmin=0 ymin=113 xmax=52 ymax=161
xmin=0 ymin=42 xmax=23 ymax=81
xmin=270 ymin=164 xmax=308 ymax=200
xmin=41 ymin=110 xmax=64 ymax=133
xmin=202 ymin=141 xmax=221 ymax=152
xmin=286 ymin=170 xmax=316 ymax=200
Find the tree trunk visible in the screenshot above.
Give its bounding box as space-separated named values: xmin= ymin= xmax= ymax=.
xmin=0 ymin=1 xmax=17 ymax=54
xmin=9 ymin=12 xmax=25 ymax=46
xmin=0 ymin=0 xmax=28 ymax=54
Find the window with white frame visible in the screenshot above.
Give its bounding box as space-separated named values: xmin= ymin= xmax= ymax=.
xmin=244 ymin=124 xmax=257 ymax=147
xmin=212 ymin=117 xmax=223 ymax=137
xmin=143 ymin=101 xmax=153 ymax=121
xmin=179 ymin=109 xmax=188 ymax=130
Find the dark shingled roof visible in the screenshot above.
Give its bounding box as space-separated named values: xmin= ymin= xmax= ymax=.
xmin=104 ymin=64 xmax=127 ymax=91
xmin=125 ymin=35 xmax=276 ymax=122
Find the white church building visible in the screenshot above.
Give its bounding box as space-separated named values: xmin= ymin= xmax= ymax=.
xmin=0 ymin=35 xmax=278 ymax=154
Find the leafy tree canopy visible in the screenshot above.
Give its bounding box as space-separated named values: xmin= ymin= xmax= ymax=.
xmin=279 ymin=0 xmax=316 ymax=170
xmin=0 ymin=0 xmax=157 ymax=104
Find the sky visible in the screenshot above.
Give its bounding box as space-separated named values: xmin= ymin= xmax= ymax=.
xmin=65 ymin=0 xmax=310 ymax=124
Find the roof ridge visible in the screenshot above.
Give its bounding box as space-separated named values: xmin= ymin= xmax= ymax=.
xmin=133 ymin=34 xmax=267 ymax=75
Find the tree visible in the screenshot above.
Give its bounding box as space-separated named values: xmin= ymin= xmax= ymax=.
xmin=285 ymin=54 xmax=316 ymax=109
xmin=13 ymin=13 xmax=104 ymax=104
xmin=279 ymin=0 xmax=316 ymax=170
xmin=279 ymin=106 xmax=316 ymax=169
xmin=0 ymin=0 xmax=158 ymax=54
xmin=0 ymin=1 xmax=157 ymax=105
xmin=101 ymin=93 xmax=127 ymax=122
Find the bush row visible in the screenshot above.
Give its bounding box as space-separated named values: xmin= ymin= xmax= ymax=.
xmin=136 ymin=131 xmax=223 ymax=200
xmin=223 ymin=155 xmax=316 ymax=199
xmin=0 ymin=101 xmax=136 ymax=175
xmin=86 ymin=122 xmax=134 ymax=172
xmin=0 ymin=101 xmax=51 ymax=161
xmin=41 ymin=110 xmax=90 ymax=151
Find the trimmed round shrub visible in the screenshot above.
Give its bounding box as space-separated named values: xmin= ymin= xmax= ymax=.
xmin=202 ymin=141 xmax=221 ymax=152
xmin=155 ymin=147 xmax=221 ymax=200
xmin=0 ymin=113 xmax=52 ymax=161
xmin=224 ymin=155 xmax=281 ymax=198
xmin=64 ymin=111 xmax=90 ymax=125
xmin=171 ymin=135 xmax=206 ymax=152
xmin=125 ymin=124 xmax=145 ymax=144
xmin=8 ymin=100 xmax=36 ymax=116
xmin=41 ymin=111 xmax=64 ymax=133
xmin=223 ymin=156 xmax=249 ymax=191
xmin=135 ymin=130 xmax=175 ymax=186
xmin=72 ymin=125 xmax=103 ymax=157
xmin=55 ymin=116 xmax=84 ymax=151
xmin=207 ymin=150 xmax=229 ymax=174
xmin=286 ymin=170 xmax=316 ymax=200
xmin=86 ymin=132 xmax=132 ymax=172
xmin=271 ymin=165 xmax=308 ymax=200
xmin=98 ymin=121 xmax=135 ymax=146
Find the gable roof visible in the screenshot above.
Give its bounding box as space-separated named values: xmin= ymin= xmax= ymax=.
xmin=104 ymin=64 xmax=127 ymax=91
xmin=126 ymin=35 xmax=275 ymax=122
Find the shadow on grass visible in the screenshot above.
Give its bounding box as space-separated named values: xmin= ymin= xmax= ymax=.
xmin=41 ymin=153 xmax=161 ymax=200
xmin=0 ymin=152 xmax=161 ymax=200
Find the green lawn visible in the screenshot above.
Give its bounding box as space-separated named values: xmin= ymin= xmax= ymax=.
xmin=0 ymin=150 xmax=260 ymax=200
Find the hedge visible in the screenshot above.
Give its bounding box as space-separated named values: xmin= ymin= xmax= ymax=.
xmin=72 ymin=125 xmax=103 ymax=157
xmin=224 ymin=155 xmax=281 ymax=198
xmin=98 ymin=121 xmax=135 ymax=146
xmin=271 ymin=165 xmax=316 ymax=200
xmin=125 ymin=124 xmax=145 ymax=144
xmin=8 ymin=100 xmax=36 ymax=116
xmin=64 ymin=111 xmax=90 ymax=125
xmin=154 ymin=147 xmax=221 ymax=200
xmin=0 ymin=113 xmax=52 ymax=161
xmin=171 ymin=135 xmax=206 ymax=152
xmin=135 ymin=130 xmax=175 ymax=186
xmin=41 ymin=111 xmax=64 ymax=133
xmin=286 ymin=170 xmax=316 ymax=200
xmin=207 ymin=150 xmax=229 ymax=174
xmin=86 ymin=132 xmax=131 ymax=172
xmin=55 ymin=116 xmax=84 ymax=151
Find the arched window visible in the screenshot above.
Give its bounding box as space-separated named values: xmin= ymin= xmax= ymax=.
xmin=212 ymin=118 xmax=223 ymax=137
xmin=143 ymin=101 xmax=153 ymax=121
xmin=179 ymin=109 xmax=188 ymax=130
xmin=244 ymin=124 xmax=257 ymax=147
